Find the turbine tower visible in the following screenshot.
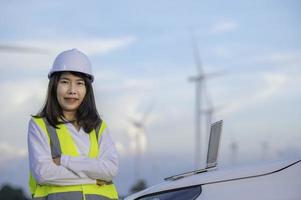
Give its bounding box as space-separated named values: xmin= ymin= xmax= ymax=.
xmin=202 ymin=89 xmax=225 ymax=150
xmin=188 ymin=36 xmax=206 ymax=169
xmin=230 ymin=141 xmax=238 ymax=165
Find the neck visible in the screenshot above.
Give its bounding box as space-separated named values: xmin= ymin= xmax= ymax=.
xmin=62 ymin=111 xmax=81 ymax=131
xmin=63 ymin=111 xmax=76 ymax=122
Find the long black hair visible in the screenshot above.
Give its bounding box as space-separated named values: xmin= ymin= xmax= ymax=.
xmin=34 ymin=71 xmax=101 ymax=133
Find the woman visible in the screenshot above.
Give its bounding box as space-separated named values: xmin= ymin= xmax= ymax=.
xmin=27 ymin=49 xmax=119 ymax=200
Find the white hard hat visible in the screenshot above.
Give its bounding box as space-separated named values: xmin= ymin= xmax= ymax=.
xmin=49 ymin=49 xmax=94 ymax=82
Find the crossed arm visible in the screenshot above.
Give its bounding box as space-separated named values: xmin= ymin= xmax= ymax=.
xmin=27 ymin=119 xmax=119 ymax=186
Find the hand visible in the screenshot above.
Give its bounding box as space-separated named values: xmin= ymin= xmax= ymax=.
xmin=53 ymin=157 xmax=61 ymax=165
xmin=96 ymin=179 xmax=107 ymax=186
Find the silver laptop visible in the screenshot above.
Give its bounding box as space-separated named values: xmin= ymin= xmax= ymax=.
xmin=206 ymin=120 xmax=223 ymax=169
xmin=164 ymin=120 xmax=223 ymax=180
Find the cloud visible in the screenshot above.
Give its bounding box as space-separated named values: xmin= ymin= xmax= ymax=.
xmin=262 ymin=73 xmax=287 ymax=94
xmin=0 ymin=36 xmax=137 ymax=70
xmin=126 ymin=126 xmax=148 ymax=155
xmin=96 ymin=77 xmax=156 ymax=93
xmin=219 ymin=72 xmax=288 ymax=116
xmin=0 ymin=79 xmax=46 ymax=149
xmin=114 ymin=141 xmax=126 ymax=156
xmin=0 ymin=79 xmax=46 ymax=114
xmin=211 ymin=46 xmax=233 ymax=58
xmin=213 ymin=49 xmax=301 ymax=117
xmin=256 ymin=51 xmax=301 ymax=68
xmin=0 ymin=143 xmax=27 ymax=167
xmin=211 ymin=20 xmax=238 ymax=34
xmin=6 ymin=36 xmax=136 ymax=55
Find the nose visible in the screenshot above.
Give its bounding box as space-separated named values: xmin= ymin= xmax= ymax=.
xmin=67 ymin=83 xmax=77 ymax=95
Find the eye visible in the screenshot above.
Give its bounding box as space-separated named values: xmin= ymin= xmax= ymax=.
xmin=59 ymin=79 xmax=69 ymax=84
xmin=77 ymin=81 xmax=85 ymax=86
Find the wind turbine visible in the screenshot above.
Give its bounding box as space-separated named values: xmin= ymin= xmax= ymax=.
xmin=188 ymin=35 xmax=224 ymax=169
xmin=128 ymin=103 xmax=154 ymax=181
xmin=230 ymin=140 xmax=238 ymax=165
xmin=261 ymin=141 xmax=269 ymax=161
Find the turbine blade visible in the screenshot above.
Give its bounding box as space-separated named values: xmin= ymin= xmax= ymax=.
xmin=0 ymin=44 xmax=50 ymax=54
xmin=141 ymin=102 xmax=154 ymax=124
xmin=205 ymin=70 xmax=226 ymax=79
xmin=190 ymin=33 xmax=204 ymax=75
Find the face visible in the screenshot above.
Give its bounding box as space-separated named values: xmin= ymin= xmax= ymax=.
xmin=56 ymin=72 xmax=87 ymax=119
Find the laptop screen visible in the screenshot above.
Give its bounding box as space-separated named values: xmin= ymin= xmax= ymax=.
xmin=206 ymin=120 xmax=223 ymax=168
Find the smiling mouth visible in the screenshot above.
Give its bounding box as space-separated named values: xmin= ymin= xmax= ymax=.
xmin=64 ymin=98 xmax=79 ymax=103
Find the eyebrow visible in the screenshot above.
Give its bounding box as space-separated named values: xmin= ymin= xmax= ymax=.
xmin=59 ymin=77 xmax=85 ymax=82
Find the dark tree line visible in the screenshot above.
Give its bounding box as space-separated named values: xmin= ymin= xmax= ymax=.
xmin=130 ymin=179 xmax=147 ymax=194
xmin=0 ymin=184 xmax=29 ymax=200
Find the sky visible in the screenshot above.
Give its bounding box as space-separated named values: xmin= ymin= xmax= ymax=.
xmin=0 ymin=0 xmax=301 ymax=197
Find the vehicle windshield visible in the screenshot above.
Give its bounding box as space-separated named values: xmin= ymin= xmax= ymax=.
xmin=136 ymin=185 xmax=201 ymax=200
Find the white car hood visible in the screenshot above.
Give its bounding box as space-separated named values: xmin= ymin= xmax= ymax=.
xmin=125 ymin=157 xmax=301 ymax=199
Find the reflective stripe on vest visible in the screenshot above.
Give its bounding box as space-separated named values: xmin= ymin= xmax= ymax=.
xmin=33 ymin=193 xmax=113 ymax=200
xmin=29 ymin=118 xmax=118 ymax=200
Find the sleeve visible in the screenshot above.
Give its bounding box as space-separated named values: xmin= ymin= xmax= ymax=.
xmin=27 ymin=118 xmax=96 ymax=185
xmin=60 ymin=127 xmax=119 ymax=182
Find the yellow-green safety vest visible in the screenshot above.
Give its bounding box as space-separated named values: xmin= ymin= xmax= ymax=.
xmin=29 ymin=117 xmax=118 ymax=200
